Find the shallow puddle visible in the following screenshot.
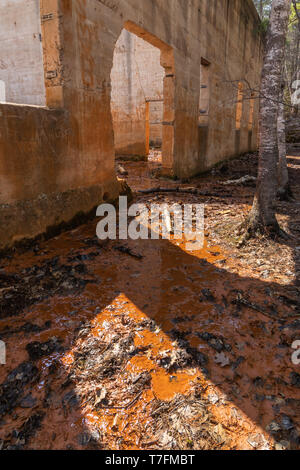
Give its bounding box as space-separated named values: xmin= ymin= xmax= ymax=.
xmin=0 ymin=157 xmax=299 ymax=450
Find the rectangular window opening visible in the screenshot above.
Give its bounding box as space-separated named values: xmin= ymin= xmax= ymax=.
xmin=0 ymin=0 xmax=46 ymax=106
xmin=199 ymin=58 xmax=211 ymax=127
xmin=236 ymin=81 xmax=244 ymax=130
xmin=248 ymin=93 xmax=255 ymax=131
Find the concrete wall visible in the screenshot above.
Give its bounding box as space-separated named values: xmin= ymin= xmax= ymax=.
xmin=196 ymin=0 xmax=263 ymax=172
xmin=110 ymin=0 xmax=263 ymax=172
xmin=111 ymin=30 xmax=164 ymax=157
xmin=0 ymin=0 xmax=45 ymax=106
xmin=0 ymin=0 xmax=263 ymax=251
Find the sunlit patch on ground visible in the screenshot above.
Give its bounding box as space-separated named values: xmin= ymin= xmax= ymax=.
xmin=0 ymin=151 xmax=299 ymax=450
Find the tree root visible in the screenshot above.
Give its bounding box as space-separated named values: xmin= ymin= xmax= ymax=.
xmin=138 ymin=187 xmax=232 ymax=198
xmin=237 ymin=214 xmax=290 ymax=246
xmin=277 ymin=184 xmax=295 ymax=202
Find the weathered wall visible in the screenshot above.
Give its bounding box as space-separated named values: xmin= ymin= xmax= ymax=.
xmin=111 ymin=30 xmax=164 ymax=157
xmin=196 ymin=0 xmax=263 ymax=172
xmin=0 ymin=0 xmax=45 ymax=106
xmin=0 ymin=0 xmax=121 ymax=251
xmin=109 ymin=0 xmax=263 ymax=174
xmin=0 ymin=0 xmax=263 ymax=251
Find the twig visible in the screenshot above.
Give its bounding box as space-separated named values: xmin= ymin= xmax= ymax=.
xmin=138 ymin=187 xmax=231 ymax=197
xmin=114 ymin=245 xmax=143 ymax=259
xmin=98 ymin=391 xmax=143 ymax=410
xmin=234 ymin=295 xmax=284 ymax=321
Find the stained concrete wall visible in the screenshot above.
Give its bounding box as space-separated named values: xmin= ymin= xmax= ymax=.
xmin=0 ymin=0 xmax=45 ymax=106
xmin=111 ymin=30 xmax=164 ymax=157
xmin=196 ymin=0 xmax=263 ymax=171
xmin=110 ymin=0 xmax=263 ymax=171
xmin=0 ymin=0 xmax=263 ymax=251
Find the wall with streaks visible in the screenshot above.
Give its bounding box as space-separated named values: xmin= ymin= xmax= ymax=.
xmin=0 ymin=0 xmax=263 ymax=251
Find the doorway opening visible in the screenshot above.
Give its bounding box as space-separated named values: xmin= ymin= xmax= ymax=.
xmin=0 ymin=0 xmax=45 ymax=106
xmin=146 ymin=98 xmax=164 ymax=163
xmin=110 ymin=22 xmax=175 ymax=171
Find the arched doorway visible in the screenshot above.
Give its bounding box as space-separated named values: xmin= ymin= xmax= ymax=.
xmin=110 ymin=21 xmax=175 ymax=174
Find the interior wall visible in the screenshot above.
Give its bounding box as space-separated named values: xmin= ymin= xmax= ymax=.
xmin=196 ymin=0 xmax=263 ymax=172
xmin=0 ymin=0 xmax=45 ymax=106
xmin=111 ymin=29 xmax=164 ymax=158
xmin=0 ymin=0 xmax=263 ymax=252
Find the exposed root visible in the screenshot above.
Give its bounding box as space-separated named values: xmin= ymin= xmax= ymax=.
xmin=278 ymin=184 xmax=295 ymax=202
xmin=238 ymin=210 xmax=289 ymax=245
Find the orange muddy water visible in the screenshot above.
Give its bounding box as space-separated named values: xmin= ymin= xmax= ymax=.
xmin=0 ymin=155 xmax=299 ymax=450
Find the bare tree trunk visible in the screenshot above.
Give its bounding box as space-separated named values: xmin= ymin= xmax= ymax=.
xmin=260 ymin=0 xmax=264 ymax=18
xmin=247 ymin=0 xmax=291 ymax=237
xmin=277 ymin=85 xmax=292 ymax=199
xmin=292 ymin=0 xmax=300 ymax=115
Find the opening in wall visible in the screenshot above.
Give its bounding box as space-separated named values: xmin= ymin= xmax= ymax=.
xmin=146 ymin=98 xmax=164 ymax=162
xmin=236 ymin=81 xmax=244 ymax=130
xmin=199 ymin=58 xmax=211 ymax=127
xmin=0 ymin=0 xmax=45 ymax=106
xmin=248 ymin=92 xmax=255 ymax=148
xmin=110 ymin=22 xmax=175 ymax=172
xmin=0 ymin=80 xmax=5 ymax=103
xmin=111 ymin=28 xmax=164 ymax=163
xmin=248 ymin=93 xmax=255 ymax=131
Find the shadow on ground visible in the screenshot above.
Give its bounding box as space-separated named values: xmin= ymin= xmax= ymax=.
xmin=0 ymin=152 xmax=299 ymax=450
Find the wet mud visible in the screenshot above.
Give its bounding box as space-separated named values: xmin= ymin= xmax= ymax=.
xmin=0 ymin=152 xmax=299 ymax=450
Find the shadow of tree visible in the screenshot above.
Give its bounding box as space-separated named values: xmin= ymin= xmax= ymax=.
xmin=0 ymin=154 xmax=299 ymax=451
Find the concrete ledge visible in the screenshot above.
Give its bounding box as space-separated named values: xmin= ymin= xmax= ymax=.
xmin=0 ymin=179 xmax=120 ymax=254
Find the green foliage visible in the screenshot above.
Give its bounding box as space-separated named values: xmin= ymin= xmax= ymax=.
xmin=253 ymin=0 xmax=300 ymax=116
xmin=260 ymin=18 xmax=270 ymax=33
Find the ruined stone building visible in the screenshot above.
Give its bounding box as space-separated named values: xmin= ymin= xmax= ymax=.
xmin=0 ymin=0 xmax=263 ymax=251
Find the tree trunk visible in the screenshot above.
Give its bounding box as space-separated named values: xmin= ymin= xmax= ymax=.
xmin=247 ymin=0 xmax=291 ymax=237
xmin=292 ymin=0 xmax=300 ymax=115
xmin=277 ymin=86 xmax=292 ymax=198
xmin=260 ymin=0 xmax=264 ymax=18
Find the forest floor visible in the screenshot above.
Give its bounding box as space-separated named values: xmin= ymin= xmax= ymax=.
xmin=0 ymin=149 xmax=299 ymax=450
